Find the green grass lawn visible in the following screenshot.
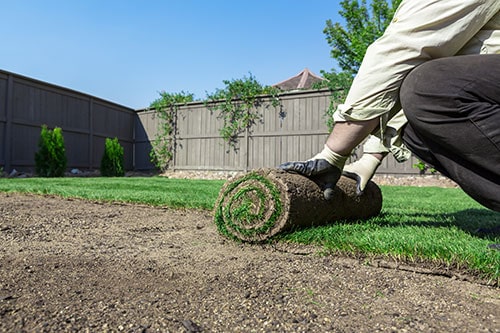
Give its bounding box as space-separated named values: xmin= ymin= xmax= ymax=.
xmin=0 ymin=176 xmax=498 ymax=282
xmin=0 ymin=176 xmax=226 ymax=210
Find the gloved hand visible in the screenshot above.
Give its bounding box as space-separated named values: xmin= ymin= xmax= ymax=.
xmin=342 ymin=153 xmax=381 ymax=195
xmin=279 ymin=145 xmax=347 ymax=200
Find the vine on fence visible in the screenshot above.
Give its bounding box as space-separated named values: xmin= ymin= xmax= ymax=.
xmin=204 ymin=73 xmax=281 ymax=150
xmin=311 ymin=70 xmax=352 ymax=131
xmin=149 ymin=91 xmax=194 ymax=171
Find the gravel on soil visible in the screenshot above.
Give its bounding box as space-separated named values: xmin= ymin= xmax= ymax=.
xmin=1 ymin=189 xmax=499 ymax=332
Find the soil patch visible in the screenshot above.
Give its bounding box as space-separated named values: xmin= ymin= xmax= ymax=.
xmin=0 ymin=192 xmax=498 ymax=332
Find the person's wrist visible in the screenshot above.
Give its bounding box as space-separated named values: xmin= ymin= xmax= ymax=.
xmin=310 ymin=145 xmax=348 ymax=170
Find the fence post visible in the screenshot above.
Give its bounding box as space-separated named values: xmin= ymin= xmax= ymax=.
xmin=132 ymin=113 xmax=136 ymax=170
xmin=4 ymin=75 xmax=13 ymax=172
xmin=172 ymin=108 xmax=177 ymax=171
xmin=88 ymin=97 xmax=94 ymax=170
xmin=244 ymin=126 xmax=249 ymax=172
xmin=244 ymin=108 xmax=250 ymax=172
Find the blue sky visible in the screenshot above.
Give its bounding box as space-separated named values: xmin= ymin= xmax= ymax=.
xmin=2 ymin=1 xmax=343 ymax=109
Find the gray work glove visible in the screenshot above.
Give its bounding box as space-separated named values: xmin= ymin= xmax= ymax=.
xmin=342 ymin=154 xmax=381 ymax=195
xmin=279 ymin=145 xmax=347 ymax=200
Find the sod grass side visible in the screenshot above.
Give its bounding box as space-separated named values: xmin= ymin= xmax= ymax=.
xmin=0 ymin=177 xmax=498 ymax=281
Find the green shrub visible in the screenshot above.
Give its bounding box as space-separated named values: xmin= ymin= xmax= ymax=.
xmin=34 ymin=125 xmax=67 ymax=177
xmin=100 ymin=137 xmax=125 ymax=177
xmin=413 ymin=159 xmax=437 ymax=175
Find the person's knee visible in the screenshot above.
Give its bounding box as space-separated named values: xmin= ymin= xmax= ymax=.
xmin=400 ymin=62 xmax=433 ymax=122
xmin=400 ymin=59 xmax=453 ymax=127
xmin=401 ymin=68 xmax=423 ymax=125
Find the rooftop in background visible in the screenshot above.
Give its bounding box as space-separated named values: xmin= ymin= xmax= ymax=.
xmin=272 ymin=68 xmax=325 ymax=91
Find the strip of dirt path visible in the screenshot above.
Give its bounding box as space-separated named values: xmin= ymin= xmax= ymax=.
xmin=0 ymin=192 xmax=499 ymax=332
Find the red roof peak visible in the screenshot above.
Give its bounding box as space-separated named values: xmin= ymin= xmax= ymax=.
xmin=273 ymin=68 xmax=324 ymax=91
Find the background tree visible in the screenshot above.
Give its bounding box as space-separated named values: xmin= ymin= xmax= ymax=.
xmin=313 ymin=0 xmax=402 ymax=129
xmin=325 ymin=0 xmax=402 ymax=75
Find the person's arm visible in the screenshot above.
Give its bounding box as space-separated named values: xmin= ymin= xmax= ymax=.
xmin=335 ymin=0 xmax=500 ymax=124
xmin=280 ymin=0 xmax=500 ymax=196
xmin=325 ymin=118 xmax=379 ymax=156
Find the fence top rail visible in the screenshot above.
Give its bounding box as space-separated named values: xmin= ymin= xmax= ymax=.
xmin=0 ymin=68 xmax=135 ymax=112
xmin=134 ymin=87 xmax=341 ymax=114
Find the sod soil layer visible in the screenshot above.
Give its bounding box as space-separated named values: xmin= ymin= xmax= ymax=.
xmin=0 ymin=192 xmax=499 ymax=332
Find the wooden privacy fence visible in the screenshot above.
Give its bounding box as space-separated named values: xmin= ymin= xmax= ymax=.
xmin=1 ymin=69 xmax=419 ymax=175
xmin=135 ymin=89 xmax=333 ymax=171
xmin=135 ymin=89 xmax=419 ymax=174
xmin=0 ymin=70 xmax=136 ymax=172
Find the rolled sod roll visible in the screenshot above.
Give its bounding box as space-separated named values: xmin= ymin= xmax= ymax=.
xmin=214 ymin=168 xmax=382 ymax=242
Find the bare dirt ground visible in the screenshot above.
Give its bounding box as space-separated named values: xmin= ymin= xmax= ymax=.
xmin=1 ymin=174 xmax=499 ymax=332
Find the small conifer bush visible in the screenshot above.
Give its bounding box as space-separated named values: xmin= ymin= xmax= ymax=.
xmin=34 ymin=125 xmax=67 ymax=177
xmin=100 ymin=137 xmax=125 ymax=177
